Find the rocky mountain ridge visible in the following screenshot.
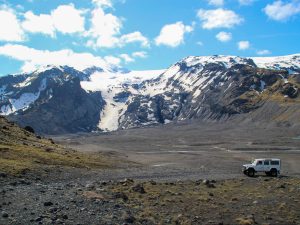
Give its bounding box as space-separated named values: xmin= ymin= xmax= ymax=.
xmin=0 ymin=54 xmax=299 ymax=134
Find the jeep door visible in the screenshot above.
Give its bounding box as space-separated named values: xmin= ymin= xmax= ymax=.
xmin=263 ymin=160 xmax=271 ymax=172
xmin=255 ymin=160 xmax=264 ymax=172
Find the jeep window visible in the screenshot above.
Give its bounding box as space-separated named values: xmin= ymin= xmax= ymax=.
xmin=257 ymin=161 xmax=262 ymax=165
xmin=264 ymin=161 xmax=270 ymax=165
xmin=271 ymin=161 xmax=280 ymax=165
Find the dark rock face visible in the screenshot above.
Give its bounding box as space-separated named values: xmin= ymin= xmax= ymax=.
xmin=0 ymin=68 xmax=105 ymax=134
xmin=281 ymin=83 xmax=298 ymax=98
xmin=119 ymin=63 xmax=299 ymax=129
xmin=9 ymin=76 xmax=104 ymax=134
xmin=24 ymin=126 xmax=35 ymax=134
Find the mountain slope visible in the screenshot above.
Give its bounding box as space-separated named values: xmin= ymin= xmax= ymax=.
xmin=117 ymin=55 xmax=300 ymax=129
xmin=0 ymin=54 xmax=299 ymax=134
xmin=0 ymin=116 xmax=118 ymax=176
xmin=1 ymin=67 xmax=105 ymax=134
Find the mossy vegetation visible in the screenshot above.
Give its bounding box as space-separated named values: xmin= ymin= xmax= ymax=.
xmin=0 ymin=116 xmax=119 ymax=176
xmin=104 ymin=178 xmax=300 ymax=224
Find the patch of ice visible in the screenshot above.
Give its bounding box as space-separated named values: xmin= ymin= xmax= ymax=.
xmin=252 ymin=54 xmax=300 ymax=72
xmin=0 ymin=92 xmax=40 ymax=115
xmin=224 ymin=82 xmax=233 ymax=93
xmin=15 ymin=76 xmax=33 ymax=88
xmin=183 ymin=55 xmax=251 ymax=69
xmin=0 ymin=85 xmax=6 ymax=95
xmin=0 ymin=79 xmax=48 ymax=115
xmin=81 ymin=70 xmax=165 ymax=131
xmin=260 ymin=80 xmax=266 ymax=91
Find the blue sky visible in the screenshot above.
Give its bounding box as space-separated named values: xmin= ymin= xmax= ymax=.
xmin=0 ymin=0 xmax=300 ymax=76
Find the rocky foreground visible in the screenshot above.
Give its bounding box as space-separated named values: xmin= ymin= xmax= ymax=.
xmin=1 ymin=114 xmax=300 ymax=225
xmin=0 ymin=175 xmax=300 ymax=225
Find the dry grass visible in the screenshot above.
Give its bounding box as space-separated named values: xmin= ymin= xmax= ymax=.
xmin=105 ymin=178 xmax=300 ymax=224
xmin=0 ymin=116 xmax=120 ymax=176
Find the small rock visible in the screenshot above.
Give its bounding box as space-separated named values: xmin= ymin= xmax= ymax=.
xmin=2 ymin=212 xmax=8 ymax=218
xmin=19 ymin=179 xmax=31 ymax=185
xmin=49 ymin=207 xmax=58 ymax=213
xmin=114 ymin=204 xmax=121 ymax=209
xmin=85 ymin=184 xmax=95 ymax=190
xmin=0 ymin=173 xmax=7 ymax=178
xmin=131 ymin=184 xmax=146 ymax=194
xmin=195 ymin=180 xmax=202 ymax=185
xmin=150 ymin=180 xmax=157 ymax=185
xmin=114 ymin=192 xmax=128 ymax=201
xmin=123 ymin=212 xmax=135 ymax=223
xmin=45 ymin=148 xmax=53 ymax=152
xmin=62 ymin=215 xmax=68 ymax=220
xmin=120 ymin=178 xmax=134 ymax=186
xmin=44 ymin=201 xmax=53 ymax=207
xmin=207 ymin=183 xmax=216 ymax=188
xmin=203 ymin=180 xmax=210 ymax=185
xmin=35 ymin=217 xmax=43 ymax=222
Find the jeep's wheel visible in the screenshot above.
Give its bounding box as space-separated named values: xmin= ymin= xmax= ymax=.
xmin=248 ymin=168 xmax=255 ymax=177
xmin=270 ymin=169 xmax=278 ymax=177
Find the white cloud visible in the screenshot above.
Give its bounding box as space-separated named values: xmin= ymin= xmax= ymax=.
xmin=155 ymin=22 xmax=194 ymax=47
xmin=238 ymin=41 xmax=250 ymax=50
xmin=21 ymin=4 xmax=85 ymax=37
xmin=132 ymin=51 xmax=147 ymax=58
xmin=51 ymin=4 xmax=85 ymax=34
xmin=0 ymin=44 xmax=112 ymax=72
xmin=238 ymin=0 xmax=255 ymax=5
xmin=120 ymin=31 xmax=149 ymax=48
xmin=216 ymin=31 xmax=232 ymax=42
xmin=119 ymin=53 xmax=134 ymax=63
xmin=86 ymin=8 xmax=149 ymax=49
xmin=22 ymin=11 xmax=55 ymax=37
xmin=207 ymin=0 xmax=224 ymax=6
xmin=86 ymin=7 xmax=122 ymax=48
xmin=92 ymin=0 xmax=113 ymax=8
xmin=196 ymin=41 xmax=204 ymax=46
xmin=264 ymin=0 xmax=300 ymax=21
xmin=257 ymin=49 xmax=271 ymax=55
xmin=104 ymin=55 xmax=121 ymax=66
xmin=0 ymin=6 xmax=24 ymax=42
xmin=197 ymin=8 xmax=243 ymax=29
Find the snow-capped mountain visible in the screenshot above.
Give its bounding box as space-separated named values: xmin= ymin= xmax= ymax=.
xmin=0 ymin=54 xmax=299 ymax=134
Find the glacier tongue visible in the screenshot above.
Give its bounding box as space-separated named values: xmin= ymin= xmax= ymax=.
xmin=80 ymin=70 xmax=165 ymax=131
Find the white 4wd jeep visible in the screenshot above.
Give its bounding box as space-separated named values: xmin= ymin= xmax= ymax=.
xmin=243 ymin=158 xmax=281 ymax=177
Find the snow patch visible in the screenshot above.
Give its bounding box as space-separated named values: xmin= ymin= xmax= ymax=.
xmin=81 ymin=70 xmax=165 ymax=131
xmin=260 ymin=80 xmax=266 ymax=91
xmin=252 ymin=54 xmax=300 ymax=72
xmin=0 ymin=79 xmax=47 ymax=115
